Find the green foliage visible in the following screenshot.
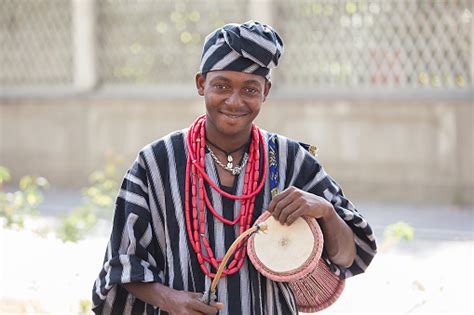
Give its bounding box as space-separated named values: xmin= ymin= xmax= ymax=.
xmin=58 ymin=205 xmax=97 ymax=243
xmin=79 ymin=299 xmax=93 ymax=315
xmin=58 ymin=153 xmax=123 ymax=242
xmin=0 ymin=166 xmax=49 ymax=228
xmin=84 ymin=162 xmax=120 ymax=219
xmin=384 ymin=221 xmax=415 ymax=242
xmin=0 ymin=166 xmax=11 ymax=185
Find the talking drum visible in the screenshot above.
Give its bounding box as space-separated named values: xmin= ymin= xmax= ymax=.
xmin=247 ymin=211 xmax=345 ymax=313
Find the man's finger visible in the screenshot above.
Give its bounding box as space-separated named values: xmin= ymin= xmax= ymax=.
xmin=285 ymin=207 xmax=306 ymax=225
xmin=268 ymin=186 xmax=295 ymax=212
xmin=190 ymin=292 xmax=202 ymax=299
xmin=278 ymin=200 xmax=302 ymax=225
xmin=212 ymin=302 xmax=225 ymax=310
xmin=192 ymin=299 xmax=220 ymax=314
xmin=271 ymin=193 xmax=296 ymax=220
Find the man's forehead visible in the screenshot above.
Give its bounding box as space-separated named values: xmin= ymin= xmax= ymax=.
xmin=205 ymin=70 xmax=266 ymax=85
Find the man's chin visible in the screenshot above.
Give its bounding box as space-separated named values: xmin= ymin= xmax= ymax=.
xmin=219 ymin=113 xmax=249 ymax=125
xmin=217 ymin=125 xmax=252 ymax=139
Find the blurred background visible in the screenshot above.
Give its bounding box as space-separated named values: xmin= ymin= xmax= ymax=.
xmin=0 ymin=0 xmax=472 ymax=314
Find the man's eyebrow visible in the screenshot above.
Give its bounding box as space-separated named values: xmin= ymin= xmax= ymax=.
xmin=209 ymin=76 xmax=263 ymax=86
xmin=209 ymin=76 xmax=231 ymax=82
xmin=244 ymin=79 xmax=263 ymax=86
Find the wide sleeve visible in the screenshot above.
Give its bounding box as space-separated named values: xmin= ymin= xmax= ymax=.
xmin=289 ymin=142 xmax=377 ymax=279
xmin=92 ymin=151 xmax=165 ymax=311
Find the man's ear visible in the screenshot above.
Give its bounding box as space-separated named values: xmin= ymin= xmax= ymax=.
xmin=263 ymin=80 xmax=272 ymax=102
xmin=195 ymin=73 xmax=205 ymax=96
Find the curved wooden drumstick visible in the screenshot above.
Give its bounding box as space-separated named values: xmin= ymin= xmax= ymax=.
xmin=200 ymin=222 xmax=268 ymax=304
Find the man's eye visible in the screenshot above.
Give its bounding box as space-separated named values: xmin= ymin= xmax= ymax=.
xmin=244 ymin=87 xmax=259 ymax=94
xmin=213 ymin=84 xmax=227 ymax=89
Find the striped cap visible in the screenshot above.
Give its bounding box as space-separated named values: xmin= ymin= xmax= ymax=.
xmin=199 ymin=21 xmax=284 ymax=79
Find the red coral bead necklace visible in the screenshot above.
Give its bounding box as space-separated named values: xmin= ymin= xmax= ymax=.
xmin=185 ymin=115 xmax=267 ymax=278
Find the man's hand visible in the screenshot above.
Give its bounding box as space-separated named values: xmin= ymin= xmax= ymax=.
xmin=122 ymin=282 xmax=224 ymax=315
xmin=160 ymin=289 xmax=224 ymax=315
xmin=267 ymin=186 xmax=333 ymax=225
xmin=267 ymin=186 xmax=356 ymax=267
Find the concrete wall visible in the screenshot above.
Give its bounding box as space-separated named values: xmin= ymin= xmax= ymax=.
xmin=0 ymin=97 xmax=472 ymax=206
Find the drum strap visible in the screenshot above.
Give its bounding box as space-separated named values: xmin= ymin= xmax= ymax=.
xmin=268 ymin=134 xmax=279 ymax=197
xmin=267 ymin=134 xmax=318 ymax=197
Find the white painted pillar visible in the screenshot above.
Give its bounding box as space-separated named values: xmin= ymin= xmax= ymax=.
xmin=248 ymin=0 xmax=274 ymax=26
xmin=72 ymin=0 xmax=97 ymax=91
xmin=470 ymin=3 xmax=473 ymax=89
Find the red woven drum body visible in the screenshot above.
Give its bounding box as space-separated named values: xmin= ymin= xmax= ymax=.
xmin=247 ymin=211 xmax=345 ymax=312
xmin=288 ymin=259 xmax=345 ymax=313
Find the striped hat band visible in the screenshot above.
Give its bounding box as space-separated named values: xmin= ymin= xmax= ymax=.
xmin=199 ymin=21 xmax=284 ymax=79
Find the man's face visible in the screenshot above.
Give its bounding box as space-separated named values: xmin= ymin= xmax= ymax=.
xmin=195 ymin=70 xmax=271 ymax=139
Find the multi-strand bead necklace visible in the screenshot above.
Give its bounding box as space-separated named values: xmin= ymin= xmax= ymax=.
xmin=185 ymin=115 xmax=267 ymax=278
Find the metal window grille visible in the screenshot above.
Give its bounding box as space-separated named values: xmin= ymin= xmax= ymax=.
xmin=0 ymin=0 xmax=472 ymax=98
xmin=273 ymin=0 xmax=472 ymax=92
xmin=0 ymin=0 xmax=73 ymax=86
xmin=97 ymin=0 xmax=248 ymax=86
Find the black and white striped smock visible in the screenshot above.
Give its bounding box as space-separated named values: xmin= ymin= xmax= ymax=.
xmin=92 ymin=129 xmax=377 ymax=314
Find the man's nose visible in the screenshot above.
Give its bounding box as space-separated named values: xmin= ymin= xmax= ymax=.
xmin=225 ymin=90 xmax=243 ymax=107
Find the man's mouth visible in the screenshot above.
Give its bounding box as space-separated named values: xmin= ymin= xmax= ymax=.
xmin=221 ymin=111 xmax=247 ymax=119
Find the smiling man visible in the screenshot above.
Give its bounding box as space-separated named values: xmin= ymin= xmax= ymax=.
xmin=92 ymin=21 xmax=376 ymax=314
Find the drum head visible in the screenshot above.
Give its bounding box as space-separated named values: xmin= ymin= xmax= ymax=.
xmin=247 ymin=211 xmax=323 ymax=282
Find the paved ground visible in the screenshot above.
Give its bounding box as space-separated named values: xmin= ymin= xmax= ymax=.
xmin=1 ymin=189 xmax=473 ymax=314
xmin=36 ymin=189 xmax=474 ymax=241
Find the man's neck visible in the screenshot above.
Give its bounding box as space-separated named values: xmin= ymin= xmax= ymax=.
xmin=205 ymin=129 xmax=252 ymax=154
